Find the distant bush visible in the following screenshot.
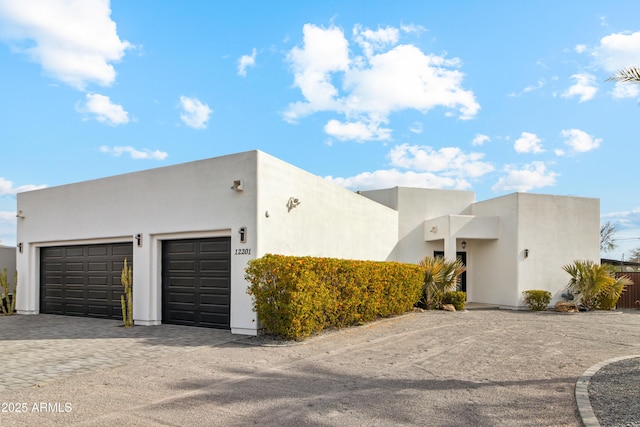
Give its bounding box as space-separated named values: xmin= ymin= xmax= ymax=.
xmin=245 ymin=254 xmax=424 ymax=340
xmin=443 ymin=291 xmax=466 ymax=311
xmin=522 ymin=290 xmax=552 ymax=311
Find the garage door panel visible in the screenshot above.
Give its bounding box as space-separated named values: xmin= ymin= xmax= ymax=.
xmin=162 ymin=237 xmax=230 ymax=329
xmin=40 ymin=243 xmax=132 ymax=320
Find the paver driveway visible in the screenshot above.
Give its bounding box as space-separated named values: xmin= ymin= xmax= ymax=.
xmin=1 ymin=310 xmax=639 ymax=426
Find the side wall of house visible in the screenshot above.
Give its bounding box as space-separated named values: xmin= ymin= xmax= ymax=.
xmin=469 ymin=193 xmax=600 ymax=308
xmin=255 ymin=152 xmax=399 ymax=261
xmin=16 ymin=151 xmax=260 ymax=334
xmin=467 ymin=194 xmax=519 ymax=306
xmin=362 ymin=187 xmax=475 ymax=264
xmin=516 ymin=193 xmax=600 ymax=305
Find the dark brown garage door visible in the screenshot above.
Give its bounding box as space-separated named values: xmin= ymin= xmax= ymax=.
xmin=40 ymin=242 xmax=133 ymax=319
xmin=162 ymin=237 xmax=231 ymax=329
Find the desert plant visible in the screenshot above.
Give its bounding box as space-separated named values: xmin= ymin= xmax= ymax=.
xmin=522 ymin=290 xmax=551 ymax=311
xmin=562 ymin=260 xmax=631 ymax=310
xmin=0 ymin=268 xmax=17 ymax=316
xmin=418 ymin=256 xmax=466 ymax=309
xmin=595 ymin=275 xmax=633 ymax=310
xmin=120 ymin=258 xmax=133 ymax=327
xmin=443 ymin=291 xmax=466 ymax=311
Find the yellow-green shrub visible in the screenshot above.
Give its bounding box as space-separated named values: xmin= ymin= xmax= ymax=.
xmin=245 ymin=254 xmax=423 ymax=340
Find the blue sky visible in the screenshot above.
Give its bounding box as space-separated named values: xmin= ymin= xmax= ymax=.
xmin=1 ymin=0 xmax=639 ymax=259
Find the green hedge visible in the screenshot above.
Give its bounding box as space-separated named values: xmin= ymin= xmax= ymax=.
xmin=245 ymin=254 xmax=424 ymax=340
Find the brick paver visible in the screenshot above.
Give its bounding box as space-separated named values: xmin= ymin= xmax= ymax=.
xmin=0 ymin=314 xmax=245 ymax=393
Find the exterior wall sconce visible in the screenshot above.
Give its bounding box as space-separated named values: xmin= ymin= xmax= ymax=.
xmin=430 ymin=226 xmax=438 ymax=233
xmin=524 ymin=249 xmax=529 ymax=258
xmin=135 ymin=234 xmax=143 ymax=247
xmin=16 ymin=210 xmax=25 ymax=219
xmin=286 ymin=197 xmax=301 ymax=212
xmin=230 ymin=179 xmax=244 ymax=191
xmin=239 ymin=226 xmax=247 ymax=243
xmin=461 ymin=240 xmax=467 ymax=249
xmin=18 ymin=242 xmax=23 ymax=253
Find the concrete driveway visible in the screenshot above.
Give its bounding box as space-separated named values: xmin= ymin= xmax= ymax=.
xmin=1 ymin=309 xmax=639 ymax=426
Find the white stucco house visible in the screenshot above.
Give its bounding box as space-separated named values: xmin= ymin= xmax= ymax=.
xmin=15 ymin=150 xmax=599 ymax=335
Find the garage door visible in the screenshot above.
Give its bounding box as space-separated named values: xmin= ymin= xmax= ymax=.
xmin=162 ymin=237 xmax=231 ymax=329
xmin=40 ymin=242 xmax=133 ymax=319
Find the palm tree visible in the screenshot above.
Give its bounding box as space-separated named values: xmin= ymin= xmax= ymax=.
xmin=606 ymin=67 xmax=640 ymax=84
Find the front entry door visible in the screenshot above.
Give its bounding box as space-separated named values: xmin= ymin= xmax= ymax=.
xmin=434 ymin=251 xmax=467 ymax=293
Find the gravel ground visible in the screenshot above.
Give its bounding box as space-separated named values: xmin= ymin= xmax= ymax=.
xmin=1 ymin=309 xmax=640 ymax=426
xmin=589 ymin=356 xmax=640 ymax=427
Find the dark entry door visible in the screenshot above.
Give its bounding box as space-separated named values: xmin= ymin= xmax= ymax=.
xmin=162 ymin=237 xmax=231 ymax=329
xmin=434 ymin=251 xmax=467 ymax=293
xmin=40 ymin=242 xmax=133 ymax=319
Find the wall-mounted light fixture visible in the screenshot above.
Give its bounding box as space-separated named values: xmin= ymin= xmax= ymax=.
xmin=461 ymin=240 xmax=467 ymax=250
xmin=286 ymin=197 xmax=301 ymax=212
xmin=18 ymin=242 xmax=23 ymax=253
xmin=230 ymin=179 xmax=244 ymax=191
xmin=430 ymin=226 xmax=438 ymax=233
xmin=524 ymin=249 xmax=529 ymax=258
xmin=16 ymin=210 xmax=25 ymax=219
xmin=135 ymin=233 xmax=143 ymax=247
xmin=239 ymin=226 xmax=247 ymax=243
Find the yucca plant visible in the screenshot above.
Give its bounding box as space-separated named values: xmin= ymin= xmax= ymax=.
xmin=418 ymin=256 xmax=466 ymax=309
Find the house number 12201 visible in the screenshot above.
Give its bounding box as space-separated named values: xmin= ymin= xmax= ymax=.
xmin=235 ymin=248 xmax=251 ymax=255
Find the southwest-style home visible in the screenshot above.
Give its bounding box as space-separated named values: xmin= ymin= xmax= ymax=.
xmin=15 ymin=150 xmax=600 ymax=335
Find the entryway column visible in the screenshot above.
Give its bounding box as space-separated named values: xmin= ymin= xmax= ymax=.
xmin=444 ymin=236 xmax=457 ymax=261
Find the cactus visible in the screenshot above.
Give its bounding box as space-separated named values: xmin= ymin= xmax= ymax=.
xmin=120 ymin=258 xmax=133 ymax=327
xmin=0 ymin=268 xmax=17 ymax=316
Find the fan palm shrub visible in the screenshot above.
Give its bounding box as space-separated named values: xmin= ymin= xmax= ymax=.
xmin=418 ymin=256 xmax=466 ymax=309
xmin=562 ymin=260 xmax=632 ymax=310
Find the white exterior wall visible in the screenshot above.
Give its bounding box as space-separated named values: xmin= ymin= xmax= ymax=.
xmin=17 ymin=151 xmax=260 ymax=334
xmin=470 ymin=193 xmax=600 ymax=308
xmin=255 ymin=152 xmax=398 ymax=260
xmin=362 ymin=187 xmax=475 ymax=264
xmin=15 ymin=150 xmax=400 ymax=335
xmin=515 ymin=193 xmax=600 ymax=305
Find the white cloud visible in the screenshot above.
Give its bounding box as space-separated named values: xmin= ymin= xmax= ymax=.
xmin=324 ymin=119 xmax=391 ymax=142
xmin=472 ymin=134 xmax=490 ymax=146
xmin=514 ymin=132 xmax=544 ymax=154
xmin=560 ymin=128 xmax=601 ymax=153
xmin=574 ymin=44 xmax=587 ymax=54
xmin=325 ymin=143 xmax=493 ymax=191
xmin=593 ymin=31 xmax=640 ymax=73
xmin=237 ymin=48 xmax=256 ymax=77
xmin=0 ymin=0 xmax=132 ymax=90
xmin=284 ymin=23 xmax=479 ymax=141
xmin=409 ymin=121 xmax=423 ymax=134
xmin=80 ymin=93 xmax=129 ymax=125
xmin=0 ymin=177 xmax=46 ymax=196
xmin=389 ymin=144 xmax=494 ymax=178
xmin=99 ymin=145 xmax=167 ymax=160
xmin=179 ymin=96 xmax=212 ymax=129
xmin=0 ymin=211 xmax=16 ymax=223
xmin=561 ymin=73 xmax=598 ymax=102
xmin=353 ymin=24 xmax=400 ymax=58
xmin=611 ymin=81 xmax=640 ymax=99
xmin=492 ymin=162 xmax=558 ymax=192
xmin=326 ymin=169 xmax=462 ymax=191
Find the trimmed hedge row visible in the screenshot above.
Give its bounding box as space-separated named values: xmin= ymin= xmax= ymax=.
xmin=245 ymin=254 xmax=424 ymax=340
